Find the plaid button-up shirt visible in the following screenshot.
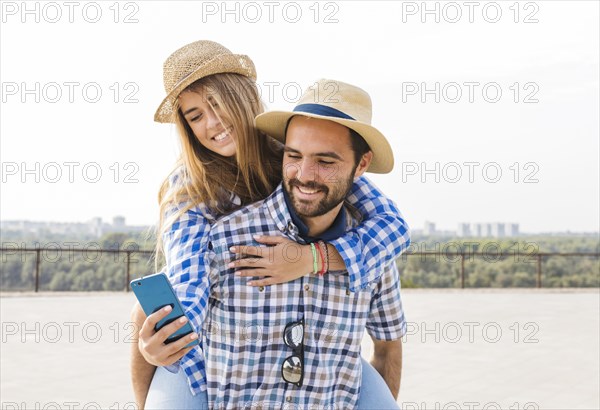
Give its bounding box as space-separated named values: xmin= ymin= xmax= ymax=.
xmin=201 ymin=184 xmax=407 ymax=409
xmin=162 ymin=169 xmax=410 ymax=397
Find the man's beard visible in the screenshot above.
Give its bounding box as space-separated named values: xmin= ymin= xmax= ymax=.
xmin=285 ymin=169 xmax=356 ymax=218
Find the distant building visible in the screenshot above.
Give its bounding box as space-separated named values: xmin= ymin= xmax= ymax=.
xmin=482 ymin=223 xmax=492 ymax=237
xmin=0 ymin=216 xmax=149 ymax=237
xmin=104 ymin=216 xmax=147 ymax=235
xmin=90 ymin=217 xmax=103 ymax=236
xmin=471 ymin=223 xmax=482 ymax=237
xmin=491 ymin=223 xmax=505 ymax=238
xmin=423 ymin=221 xmax=436 ymax=236
xmin=508 ymin=223 xmax=520 ymax=236
xmin=112 ymin=216 xmax=126 ymax=228
xmin=457 ymin=223 xmax=471 ymax=237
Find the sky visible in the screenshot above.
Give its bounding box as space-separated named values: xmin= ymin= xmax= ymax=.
xmin=1 ymin=0 xmax=599 ymax=234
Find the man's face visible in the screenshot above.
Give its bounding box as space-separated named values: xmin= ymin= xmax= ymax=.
xmin=283 ymin=116 xmax=372 ymax=218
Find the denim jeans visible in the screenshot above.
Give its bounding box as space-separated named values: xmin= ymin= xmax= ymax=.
xmin=145 ymin=366 xmax=208 ymax=410
xmin=144 ymin=358 xmax=398 ymax=409
xmin=356 ymin=358 xmax=400 ymax=409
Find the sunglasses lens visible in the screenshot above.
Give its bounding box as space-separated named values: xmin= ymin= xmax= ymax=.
xmin=284 ymin=323 xmax=303 ymax=348
xmin=282 ymin=356 xmax=303 ymax=384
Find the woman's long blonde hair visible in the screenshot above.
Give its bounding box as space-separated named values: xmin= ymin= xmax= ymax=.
xmin=154 ymin=73 xmax=282 ymax=269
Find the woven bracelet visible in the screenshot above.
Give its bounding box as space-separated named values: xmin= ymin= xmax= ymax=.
xmin=310 ymin=243 xmax=318 ymax=274
xmin=316 ymin=241 xmax=326 ymax=276
xmin=323 ymin=241 xmax=330 ymax=273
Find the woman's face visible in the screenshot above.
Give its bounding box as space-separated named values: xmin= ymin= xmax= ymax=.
xmin=178 ymin=87 xmax=237 ymax=157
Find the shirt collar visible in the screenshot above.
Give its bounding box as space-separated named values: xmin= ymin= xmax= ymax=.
xmin=264 ymin=183 xmax=348 ymax=243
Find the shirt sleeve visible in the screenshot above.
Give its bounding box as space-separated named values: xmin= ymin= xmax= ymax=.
xmin=329 ymin=175 xmax=411 ymax=291
xmin=365 ymin=262 xmax=407 ymax=340
xmin=158 ymin=203 xmax=212 ymax=376
xmin=159 ymin=170 xmax=213 ymax=373
xmin=162 ymin=202 xmax=212 ymax=342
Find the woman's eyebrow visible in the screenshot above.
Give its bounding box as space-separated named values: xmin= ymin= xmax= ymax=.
xmin=182 ymin=107 xmax=199 ymax=116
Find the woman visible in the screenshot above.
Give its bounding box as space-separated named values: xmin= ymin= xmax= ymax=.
xmin=132 ymin=40 xmax=410 ymax=409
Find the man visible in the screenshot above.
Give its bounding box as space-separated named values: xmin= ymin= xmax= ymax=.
xmin=135 ymin=79 xmax=407 ymax=409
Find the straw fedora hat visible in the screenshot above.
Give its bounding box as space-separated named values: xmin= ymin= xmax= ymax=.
xmin=154 ymin=40 xmax=256 ymax=123
xmin=255 ymin=79 xmax=394 ymax=174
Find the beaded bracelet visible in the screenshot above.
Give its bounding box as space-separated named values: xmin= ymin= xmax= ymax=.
xmin=317 ymin=240 xmax=329 ymax=276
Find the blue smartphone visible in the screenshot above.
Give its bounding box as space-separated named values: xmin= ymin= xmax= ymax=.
xmin=130 ymin=272 xmax=199 ymax=348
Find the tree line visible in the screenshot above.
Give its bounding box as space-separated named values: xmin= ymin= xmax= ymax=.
xmin=1 ymin=230 xmax=598 ymax=291
xmin=398 ymin=235 xmax=599 ymax=288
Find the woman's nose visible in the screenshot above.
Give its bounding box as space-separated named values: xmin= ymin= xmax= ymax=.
xmin=205 ymin=107 xmax=221 ymax=130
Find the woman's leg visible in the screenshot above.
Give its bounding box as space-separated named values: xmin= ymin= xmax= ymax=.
xmin=357 ymin=357 xmax=400 ymax=410
xmin=144 ymin=366 xmax=208 ymax=410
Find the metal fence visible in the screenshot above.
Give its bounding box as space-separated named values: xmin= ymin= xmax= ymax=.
xmin=401 ymin=251 xmax=600 ymax=288
xmin=1 ymin=247 xmax=154 ymax=292
xmin=1 ymin=247 xmax=599 ymax=292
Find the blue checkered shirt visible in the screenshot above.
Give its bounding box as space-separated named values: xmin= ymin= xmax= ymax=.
xmin=161 ymin=170 xmax=411 ymax=396
xmin=202 ymin=184 xmax=407 ymax=408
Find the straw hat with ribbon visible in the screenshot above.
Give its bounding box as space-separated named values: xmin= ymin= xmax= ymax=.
xmin=154 ymin=40 xmax=256 ymax=123
xmin=255 ymin=79 xmax=394 ymax=174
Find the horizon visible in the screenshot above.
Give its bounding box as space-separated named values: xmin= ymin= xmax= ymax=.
xmin=2 ymin=216 xmax=599 ymax=236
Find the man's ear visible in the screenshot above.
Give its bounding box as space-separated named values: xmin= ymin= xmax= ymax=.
xmin=354 ymin=151 xmax=373 ymax=178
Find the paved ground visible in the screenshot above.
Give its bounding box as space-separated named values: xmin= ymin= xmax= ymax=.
xmin=1 ymin=289 xmax=598 ymax=410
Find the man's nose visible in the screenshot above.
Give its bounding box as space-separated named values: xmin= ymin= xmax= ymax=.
xmin=296 ymin=158 xmax=318 ymax=183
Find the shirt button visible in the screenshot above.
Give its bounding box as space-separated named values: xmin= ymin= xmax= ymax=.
xmin=286 ymin=396 xmax=293 ymax=402
xmin=304 ymin=284 xmax=310 ymax=291
xmin=346 ymin=289 xmax=351 ymax=296
xmin=258 ymin=286 xmax=265 ymax=292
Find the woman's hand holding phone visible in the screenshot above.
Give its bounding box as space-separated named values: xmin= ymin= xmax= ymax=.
xmin=137 ymin=304 xmax=199 ymax=367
